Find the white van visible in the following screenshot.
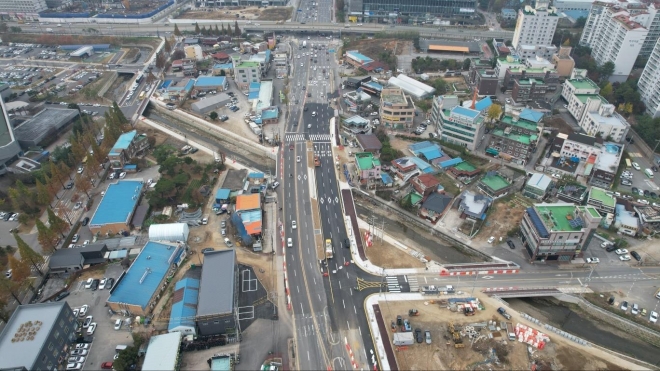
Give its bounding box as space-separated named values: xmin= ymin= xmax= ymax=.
xmin=115 ymin=345 xmax=127 ymax=353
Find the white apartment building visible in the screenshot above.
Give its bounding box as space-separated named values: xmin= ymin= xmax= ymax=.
xmin=512 ymin=1 xmax=560 ymax=60
xmin=639 ymin=38 xmax=660 ymax=117
xmin=578 ymin=104 xmax=630 ymax=142
xmin=0 ymin=0 xmax=47 ymax=15
xmin=579 ymin=1 xmax=649 ymax=82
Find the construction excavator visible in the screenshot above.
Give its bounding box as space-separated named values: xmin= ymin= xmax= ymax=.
xmin=448 ymin=322 xmax=464 ymax=348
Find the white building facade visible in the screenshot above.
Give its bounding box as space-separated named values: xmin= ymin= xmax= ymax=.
xmin=639 ymin=37 xmax=660 ymax=117
xmin=579 ymin=1 xmax=649 ymax=82
xmin=512 ymin=1 xmax=560 ymax=60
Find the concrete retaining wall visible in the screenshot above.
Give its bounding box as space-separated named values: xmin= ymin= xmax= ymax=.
xmin=352 ymin=191 xmax=492 ymax=262
xmin=97 ymin=71 xmax=118 ymax=101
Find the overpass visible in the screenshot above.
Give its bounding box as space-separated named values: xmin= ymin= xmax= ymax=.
xmin=482 ymin=286 xmax=592 ymax=298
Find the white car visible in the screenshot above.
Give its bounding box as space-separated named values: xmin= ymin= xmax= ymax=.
xmin=600 ymin=241 xmax=612 ymax=248
xmin=75 ymin=343 xmax=90 ymax=350
xmin=292 ymin=220 xmax=297 ymax=229
xmin=99 ymin=278 xmax=107 ymax=289
xmin=632 ymin=162 xmax=641 ymax=170
xmin=66 ymin=363 xmax=83 ymax=370
xmin=79 ymin=304 xmax=88 ymax=317
xmin=632 ymin=303 xmax=640 ymax=315
xmin=86 ymin=322 xmax=96 ymax=335
xmin=147 ymin=178 xmax=153 ymax=185
xmin=586 ymin=257 xmax=600 ymax=264
xmin=296 ymin=156 xmax=301 ymax=163
xmin=487 ymin=236 xmax=495 ymax=244
xmin=82 ymin=316 xmax=93 ymax=328
xmin=72 ymin=234 xmax=79 ymax=243
xmin=77 ymin=166 xmax=83 ymax=174
xmin=119 ymin=172 xmax=126 ymax=179
xmin=638 ymin=199 xmax=650 ymax=205
xmin=83 ymin=240 xmax=90 ymax=246
xmin=287 ymin=238 xmax=293 ymax=248
xmin=619 ymin=255 xmax=631 ymax=261
xmin=650 ymin=311 xmax=658 ymax=324
xmin=114 ymin=318 xmax=122 ymax=330
xmin=615 ymin=248 xmax=629 ymax=255
xmin=108 ymin=173 xmax=115 ymax=180
xmin=300 ymin=63 xmax=304 ymax=67
xmin=84 ymin=278 xmax=93 ymax=289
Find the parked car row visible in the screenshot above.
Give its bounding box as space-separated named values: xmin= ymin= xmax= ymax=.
xmin=619 ymin=300 xmax=658 ymax=323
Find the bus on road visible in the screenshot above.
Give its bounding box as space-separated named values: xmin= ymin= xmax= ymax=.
xmin=645 ymin=168 xmax=654 ymax=178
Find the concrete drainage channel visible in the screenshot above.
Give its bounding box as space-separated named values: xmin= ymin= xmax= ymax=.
xmin=144 ymin=105 xmax=276 ymax=171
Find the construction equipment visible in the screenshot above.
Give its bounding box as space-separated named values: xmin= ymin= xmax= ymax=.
xmin=448 ymin=322 xmax=464 ymax=348
xmin=408 ymin=309 xmax=419 ymax=316
xmin=463 ymin=307 xmax=475 ymax=316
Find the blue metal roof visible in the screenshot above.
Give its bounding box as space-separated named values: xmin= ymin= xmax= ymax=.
xmin=520 ymin=108 xmax=544 ymax=123
xmin=248 ymin=91 xmax=260 ymax=100
xmin=475 ymin=96 xmax=492 ymax=111
xmin=452 ymin=106 xmax=480 ymax=119
xmin=109 ymin=241 xmax=183 ymax=310
xmin=113 ymin=130 xmax=137 ymax=150
xmin=408 ymin=156 xmax=435 ymax=173
xmin=249 ymin=82 xmax=261 ymax=92
xmin=123 ymin=164 xmax=137 ymax=170
xmin=168 ymin=277 xmax=199 ymax=332
xmin=347 ymin=50 xmax=374 ymax=64
xmin=216 ymin=188 xmax=231 ymax=200
xmin=502 ymin=8 xmax=516 ymax=14
xmin=409 ymin=141 xmax=434 ymax=152
xmin=526 ymin=207 xmax=550 ymax=238
xmin=195 ymin=76 xmax=226 ymax=87
xmin=440 ymin=157 xmax=464 ymax=169
xmin=248 ymin=172 xmax=264 ymax=178
xmin=362 ymin=81 xmax=383 ymax=91
xmin=240 ymin=209 xmax=262 ymax=224
xmin=59 ymin=44 xmax=110 ymax=51
xmin=261 ymin=108 xmax=278 ymax=120
xmin=160 ymin=80 xmax=172 ymax=89
xmin=90 ymin=180 xmax=142 ymax=226
xmin=183 ymin=79 xmax=196 ymax=92
xmin=417 ymin=146 xmax=442 ymax=161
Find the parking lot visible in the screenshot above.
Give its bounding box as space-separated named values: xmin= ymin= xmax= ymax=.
xmin=62 ymin=263 xmax=132 ymax=370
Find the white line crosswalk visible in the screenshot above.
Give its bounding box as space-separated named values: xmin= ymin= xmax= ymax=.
xmin=285 ymin=133 xmax=332 ymax=142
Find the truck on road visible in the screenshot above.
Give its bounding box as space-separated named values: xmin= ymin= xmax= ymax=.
xmin=325 ymin=239 xmax=333 ymax=259
xmin=505 ymin=322 xmax=515 ymax=341
xmin=314 ymin=155 xmax=320 ymax=167
xmin=393 ymin=332 xmax=414 ymax=346
xmin=46 ymin=28 xmax=53 ymax=33
xmin=302 ymin=40 xmax=307 ymax=48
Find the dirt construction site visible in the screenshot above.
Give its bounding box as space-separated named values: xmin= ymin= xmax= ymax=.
xmin=178 ymin=6 xmax=292 ymax=21
xmin=475 ymin=195 xmax=531 ymax=244
xmin=378 ymin=293 xmax=636 ymax=371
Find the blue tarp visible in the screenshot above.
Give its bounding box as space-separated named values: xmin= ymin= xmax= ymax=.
xmin=381 ymin=172 xmax=394 ymax=185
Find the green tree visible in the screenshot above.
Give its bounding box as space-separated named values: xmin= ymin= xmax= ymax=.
xmin=0 ymin=276 xmax=21 ymax=305
xmin=35 ymin=218 xmax=57 ymax=253
xmin=164 ymin=38 xmax=172 ymax=53
xmin=13 ymin=232 xmax=44 ymax=276
xmin=234 ymin=20 xmax=240 ymax=36
xmin=9 ymin=254 xmax=35 ymax=294
xmin=214 ymin=24 xmax=220 ymax=36
xmin=47 ymin=208 xmax=69 ymax=238
xmin=201 ymin=25 xmax=207 ymax=35
xmin=462 ymin=58 xmax=471 ymax=71
xmin=154 ymin=178 xmax=175 ymax=197
xmin=111 ymin=101 xmax=129 ymax=127
xmin=221 ymin=23 xmax=226 ymax=35
xmin=209 ymin=111 xmax=218 ymax=120
xmin=599 ymin=61 xmax=615 ymax=82
xmin=487 ymin=104 xmax=503 ymax=122
xmin=194 ymin=23 xmax=200 ymax=34
xmin=575 ymin=16 xmax=586 ymax=28
xmin=9 ymin=26 xmax=21 ymax=33
xmin=600 ymin=82 xmax=613 ymax=101
xmin=35 ymin=180 xmax=51 ymax=206
xmin=174 ymin=24 xmax=181 ymax=36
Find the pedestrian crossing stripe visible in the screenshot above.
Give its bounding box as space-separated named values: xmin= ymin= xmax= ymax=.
xmin=285 ymin=134 xmax=332 ymax=142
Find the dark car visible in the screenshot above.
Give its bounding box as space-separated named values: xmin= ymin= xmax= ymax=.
xmin=414 ymin=328 xmax=423 ymax=343
xmin=55 ymin=291 xmax=70 ymax=301
xmin=344 ymin=238 xmax=350 ymax=248
xmin=506 ymin=239 xmax=515 ymax=249
xmin=105 ymin=277 xmax=115 ymax=290
xmin=653 ymin=166 xmax=659 ymax=173
xmin=91 ymin=279 xmax=99 ymax=291
xmin=497 ymin=307 xmax=511 ymax=320
xmin=631 ymin=251 xmax=642 ymax=261
xmin=82 ymin=217 xmax=90 ymax=226
xmin=650 ymin=192 xmax=658 ymax=199
xmin=65 ymin=181 xmax=74 ymax=189
xmin=644 ymin=190 xmax=650 ymax=197
xmin=632 ymin=187 xmax=639 ymax=194
xmin=304 ymin=106 xmax=308 ymax=111
xmin=606 ymin=244 xmax=617 ymax=252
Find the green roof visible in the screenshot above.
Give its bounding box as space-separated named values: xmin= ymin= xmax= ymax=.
xmin=491 ymin=129 xmax=534 ymax=145
xmin=567 ymin=79 xmax=598 ymax=91
xmin=454 ymin=161 xmax=477 ymax=172
xmin=585 ymin=206 xmax=601 ymax=218
xmin=535 ymin=204 xmax=583 ymax=232
xmin=480 ymin=174 xmax=511 ymax=191
xmin=575 ymin=94 xmax=608 ymax=104
xmin=500 ymin=116 xmax=538 ymax=132
xmin=355 ymin=152 xmax=380 ymax=170
xmin=410 ymin=191 xmax=423 ymax=205
xmin=517 ymin=78 xmax=546 ymax=85
xmin=589 ymin=187 xmax=615 ymax=207
xmin=235 ymin=61 xmax=260 ymax=68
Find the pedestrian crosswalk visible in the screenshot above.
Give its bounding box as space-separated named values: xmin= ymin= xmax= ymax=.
xmin=285 ymin=133 xmax=332 ymax=142
xmin=386 ymin=276 xmax=401 ymax=293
